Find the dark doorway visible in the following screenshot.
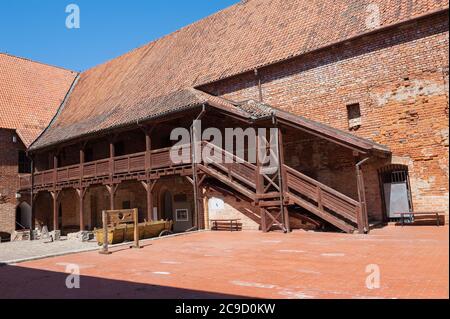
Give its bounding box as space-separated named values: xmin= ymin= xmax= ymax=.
xmin=161 ymin=190 xmax=173 ymax=220
xmin=15 ymin=202 xmax=31 ymax=230
xmin=379 ymin=165 xmax=413 ymax=221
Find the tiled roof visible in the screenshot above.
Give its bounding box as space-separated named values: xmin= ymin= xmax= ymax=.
xmin=30 ymin=0 xmax=448 ymax=150
xmin=0 ymin=53 xmax=77 ymax=146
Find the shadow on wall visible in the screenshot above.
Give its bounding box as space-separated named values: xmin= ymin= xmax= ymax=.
xmin=0 ymin=264 xmax=246 ymax=299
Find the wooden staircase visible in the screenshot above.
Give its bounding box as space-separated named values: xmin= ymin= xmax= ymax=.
xmin=198 ymin=142 xmax=364 ymax=234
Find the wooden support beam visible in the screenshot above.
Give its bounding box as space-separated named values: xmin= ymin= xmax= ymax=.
xmin=50 ymin=190 xmax=60 ymax=231
xmin=260 ymin=208 xmax=267 ymax=232
xmin=76 ymin=188 xmax=88 ymax=231
xmin=106 ymin=184 xmax=119 ymax=211
xmin=255 ymin=133 xmax=264 ymax=205
xmin=141 ymin=180 xmax=157 ymax=221
xmin=355 ymin=156 xmax=370 ymax=234
xmin=277 ymin=127 xmax=290 ymax=233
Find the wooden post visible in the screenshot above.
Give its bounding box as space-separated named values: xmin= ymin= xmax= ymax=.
xmin=277 ymin=127 xmax=290 ymax=233
xmin=99 ymin=210 xmax=111 ymax=255
xmin=145 ymin=130 xmax=152 ymax=172
xmin=141 ymin=180 xmax=156 ymax=221
xmin=51 ymin=190 xmax=59 ymax=231
xmin=76 ymin=188 xmax=87 ymax=231
xmin=109 ymin=139 xmax=115 ymax=179
xmin=106 ymin=184 xmax=118 ymax=211
xmin=256 ymin=132 xmax=266 ymax=232
xmin=146 ymin=183 xmax=153 ymax=221
xmin=53 ymin=153 xmax=58 ymax=186
xmin=260 ymin=208 xmax=267 ymax=232
xmin=355 ymin=156 xmax=370 ymax=234
xmin=30 ymin=156 xmax=35 ymax=234
xmin=132 ymin=208 xmax=140 ymax=249
xmin=80 ymin=147 xmax=85 ymax=180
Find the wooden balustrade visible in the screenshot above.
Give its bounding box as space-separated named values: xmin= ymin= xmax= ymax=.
xmin=284 ymin=165 xmax=361 ymax=226
xmin=201 ymin=142 xmax=257 ymax=192
xmin=19 ymin=145 xmax=192 ymax=190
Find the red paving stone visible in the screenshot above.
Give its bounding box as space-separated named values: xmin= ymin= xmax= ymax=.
xmin=0 ymin=226 xmax=448 ymax=299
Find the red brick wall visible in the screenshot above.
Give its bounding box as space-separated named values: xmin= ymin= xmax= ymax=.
xmin=0 ymin=128 xmax=26 ymax=235
xmin=201 ymin=13 xmax=449 ymax=218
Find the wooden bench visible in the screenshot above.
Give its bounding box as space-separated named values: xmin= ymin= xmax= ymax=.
xmin=210 ymin=219 xmax=241 ymax=232
xmin=397 ymin=212 xmax=446 ymax=227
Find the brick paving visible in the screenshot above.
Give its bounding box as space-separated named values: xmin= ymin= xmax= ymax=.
xmin=0 ymin=226 xmax=448 ymax=299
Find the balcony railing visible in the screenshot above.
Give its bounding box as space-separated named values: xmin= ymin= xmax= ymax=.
xmin=19 ymin=144 xmax=192 ymax=190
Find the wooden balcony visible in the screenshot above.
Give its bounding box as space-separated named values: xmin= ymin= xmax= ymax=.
xmin=19 ymin=145 xmax=192 ymax=191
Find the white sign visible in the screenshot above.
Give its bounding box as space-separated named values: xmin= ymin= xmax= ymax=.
xmin=209 ymin=197 xmax=225 ymax=211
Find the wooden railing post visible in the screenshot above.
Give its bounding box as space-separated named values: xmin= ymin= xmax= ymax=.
xmin=355 ymin=156 xmax=370 ymax=234
xmin=80 ymin=146 xmax=85 ymax=181
xmin=277 ymin=127 xmax=290 ymax=233
xmin=109 ymin=140 xmax=115 ymax=179
xmin=53 ymin=153 xmax=58 ymax=186
xmin=145 ymin=130 xmax=152 ymax=173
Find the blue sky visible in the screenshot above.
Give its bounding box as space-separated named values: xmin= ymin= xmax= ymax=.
xmin=0 ymin=0 xmax=239 ymax=71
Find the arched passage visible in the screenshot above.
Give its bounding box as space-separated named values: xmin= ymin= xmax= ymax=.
xmin=15 ymin=202 xmax=32 ymax=230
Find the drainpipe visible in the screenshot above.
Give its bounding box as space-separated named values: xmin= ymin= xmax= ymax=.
xmin=191 ymin=105 xmax=207 ymax=231
xmin=356 ymin=157 xmax=370 ymax=233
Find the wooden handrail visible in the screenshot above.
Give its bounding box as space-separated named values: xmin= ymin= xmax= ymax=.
xmin=284 ymin=165 xmax=360 ymax=206
xmin=202 ymin=141 xmax=257 ymax=171
xmin=113 ymin=151 xmax=146 ymax=161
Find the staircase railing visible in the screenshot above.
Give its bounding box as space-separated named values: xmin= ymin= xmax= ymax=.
xmin=199 ymin=142 xmax=258 ymax=198
xmin=284 ymin=165 xmax=362 ymax=232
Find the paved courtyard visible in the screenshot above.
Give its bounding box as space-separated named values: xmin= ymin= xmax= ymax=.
xmin=0 ymin=225 xmax=448 ymax=299
xmin=0 ymin=238 xmax=98 ymax=264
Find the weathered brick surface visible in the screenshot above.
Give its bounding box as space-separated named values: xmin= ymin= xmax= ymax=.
xmin=202 ymin=13 xmax=450 ymax=219
xmin=0 ymin=129 xmax=26 ymax=235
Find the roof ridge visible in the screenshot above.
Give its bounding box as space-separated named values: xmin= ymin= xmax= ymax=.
xmin=0 ymin=52 xmax=77 ymax=74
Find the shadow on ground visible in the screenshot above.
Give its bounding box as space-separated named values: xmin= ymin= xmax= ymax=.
xmin=0 ymin=264 xmax=244 ymax=299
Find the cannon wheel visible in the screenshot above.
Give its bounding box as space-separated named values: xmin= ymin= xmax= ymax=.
xmin=159 ymin=230 xmax=173 ymax=237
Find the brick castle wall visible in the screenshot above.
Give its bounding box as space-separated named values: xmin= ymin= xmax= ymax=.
xmin=0 ymin=129 xmax=26 ymax=235
xmin=201 ymin=13 xmax=449 ymax=219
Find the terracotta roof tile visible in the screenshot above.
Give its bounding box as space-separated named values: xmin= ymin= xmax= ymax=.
xmin=0 ymin=53 xmax=77 ymax=146
xmin=31 ymin=0 xmax=448 ymax=150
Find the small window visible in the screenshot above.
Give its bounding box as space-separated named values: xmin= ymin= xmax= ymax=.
xmin=18 ymin=151 xmax=31 ymax=174
xmin=347 ymin=103 xmax=362 ymax=130
xmin=175 ymin=209 xmax=189 ymax=222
